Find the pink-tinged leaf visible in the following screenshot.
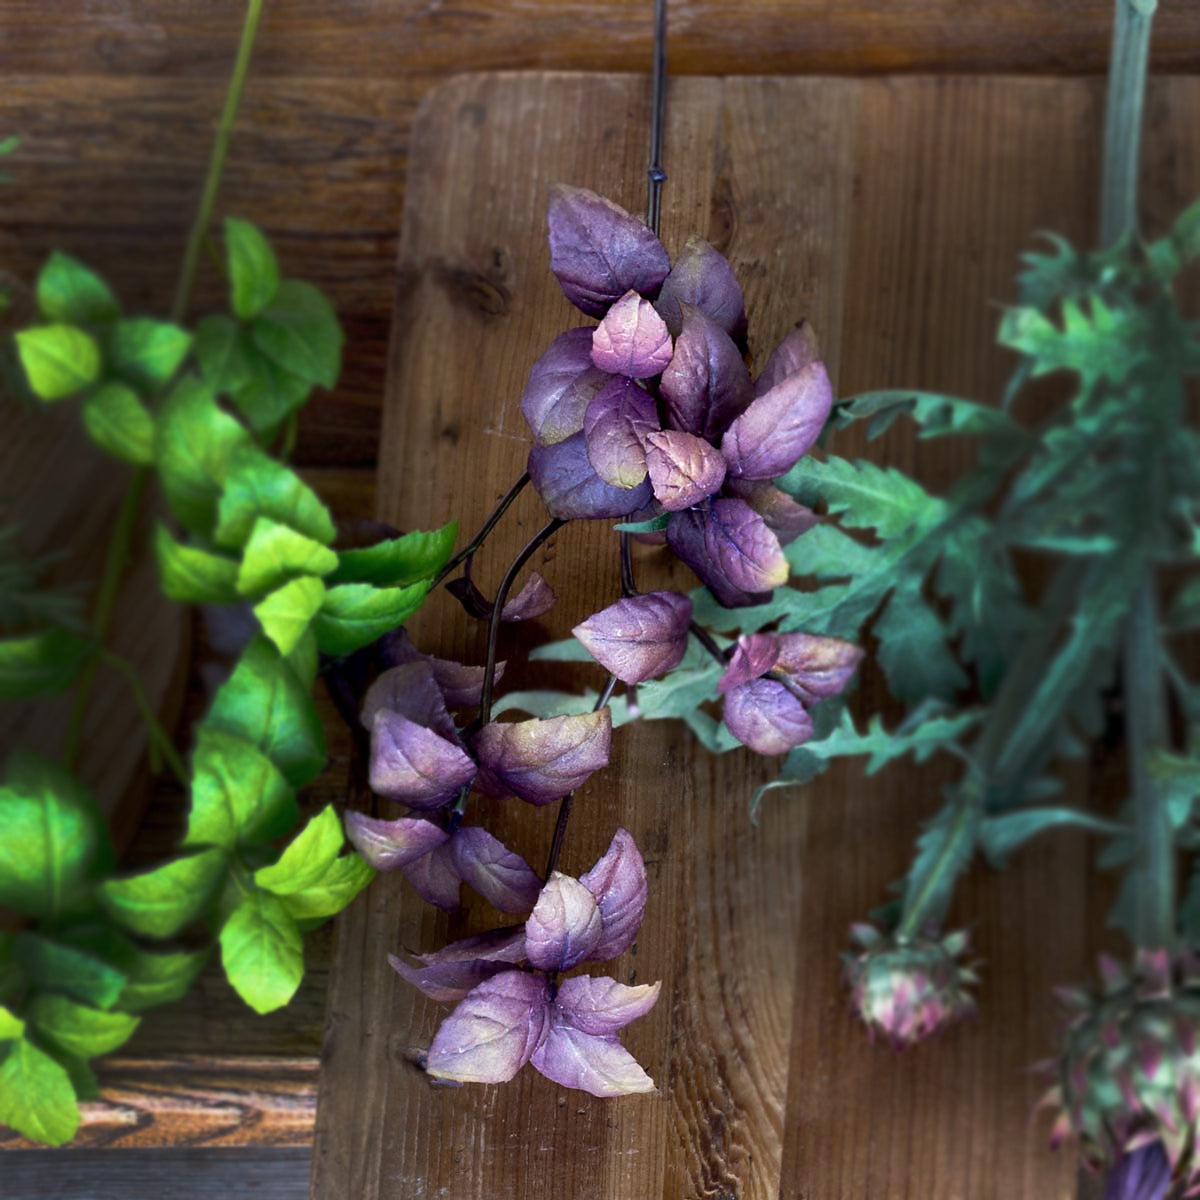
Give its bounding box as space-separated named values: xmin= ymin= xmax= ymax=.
xmin=369 ymin=709 xmax=476 ymax=809
xmin=590 ymin=290 xmax=672 ymax=380
xmin=501 ymin=571 xmax=557 ymax=622
xmin=525 ymin=872 xmax=604 ymax=971
xmin=402 ymin=841 xmax=462 ymax=909
xmin=521 ymin=328 xmax=609 ymax=446
xmin=475 ymin=710 xmax=613 ymax=806
xmin=531 ymin=1022 xmax=655 ymax=1096
xmin=572 ymin=591 xmax=692 ymax=684
xmin=716 ymin=633 xmax=781 ymax=694
xmin=579 ymin=827 xmax=648 ymax=961
xmin=450 ymin=826 xmax=543 ymax=915
xmin=643 ymin=430 xmax=726 ymax=512
xmin=664 ymin=507 xmax=773 ymax=610
xmin=754 ymin=321 xmax=822 ymax=397
xmin=668 ymin=498 xmax=788 ymax=598
xmin=774 ymin=632 xmax=864 ymax=703
xmin=654 ymin=236 xmax=746 ymax=340
xmin=421 ymin=926 xmax=529 ymax=966
xmin=430 ymin=658 xmax=504 ymax=709
xmin=659 ymin=304 xmax=754 ymax=440
xmin=555 ymin=975 xmax=661 ymax=1036
xmin=388 ymin=954 xmax=512 ymax=1005
xmin=722 ymin=360 xmax=833 ymax=480
xmin=361 ymin=660 xmax=459 ymax=742
xmin=426 ymin=970 xmax=551 ymax=1084
xmin=528 ymin=431 xmax=653 ymax=520
xmin=547 ymin=184 xmax=671 ymax=317
xmin=344 ymin=811 xmax=449 ymax=872
xmin=723 ymin=677 xmax=814 ymax=756
xmin=582 ymin=377 xmax=659 ymax=489
xmin=723 ymin=478 xmax=818 ymax=545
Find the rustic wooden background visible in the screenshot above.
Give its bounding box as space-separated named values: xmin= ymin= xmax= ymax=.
xmin=1 ymin=1 xmax=1199 ymax=1197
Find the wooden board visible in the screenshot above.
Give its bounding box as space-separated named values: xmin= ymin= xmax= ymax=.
xmin=309 ymin=71 xmax=1200 ymax=1198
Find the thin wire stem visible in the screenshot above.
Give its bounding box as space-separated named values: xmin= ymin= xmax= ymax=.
xmin=434 ymin=473 xmax=531 ymax=588
xmin=101 ymin=651 xmax=189 ymax=785
xmin=645 ymin=0 xmax=668 ymax=238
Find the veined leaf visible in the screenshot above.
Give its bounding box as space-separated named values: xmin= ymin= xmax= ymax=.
xmin=99 ymin=848 xmax=226 ymax=940
xmin=117 ymin=948 xmax=210 ymax=1012
xmin=13 ymin=932 xmax=128 ymax=1010
xmin=313 ymin=580 xmax=430 ymax=657
xmin=0 ymin=1007 xmax=23 ymax=1041
xmin=219 ymin=889 xmax=303 ymax=1015
xmin=36 ymin=252 xmax=120 ymax=325
xmin=252 ymin=280 xmax=342 ymax=389
xmin=153 ymin=524 xmax=240 ymax=606
xmin=253 ymin=576 xmax=325 ymax=657
xmin=225 ymin=217 xmax=280 ymax=320
xmin=0 ymin=1037 xmax=79 ymax=1146
xmin=27 ymin=994 xmax=140 ymax=1059
xmin=194 ymin=314 xmax=255 ymax=396
xmin=81 ymin=382 xmax=156 ymax=465
xmin=276 ymin=853 xmax=374 ymax=923
xmin=328 ymin=522 xmax=457 ymax=588
xmin=106 ymin=318 xmax=191 ymax=391
xmin=15 ymin=324 xmax=101 ymax=401
xmin=253 ymin=805 xmax=343 ymax=896
xmin=213 ymin=445 xmax=336 ymax=550
xmin=235 ymin=517 xmax=338 ymax=598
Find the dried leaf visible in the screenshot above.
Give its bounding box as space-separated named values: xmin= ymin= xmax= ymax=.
xmin=475 ymin=710 xmax=613 ymax=806
xmin=590 ymin=290 xmax=672 ymax=380
xmin=643 ymin=430 xmax=727 ymax=512
xmin=723 ymin=678 xmax=814 ymax=756
xmin=525 ymin=872 xmax=604 ymax=971
xmin=571 ymin=591 xmax=692 ymax=684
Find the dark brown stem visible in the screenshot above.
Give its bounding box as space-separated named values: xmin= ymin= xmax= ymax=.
xmin=645 ymin=0 xmax=668 ymax=237
xmin=434 ymin=472 xmax=531 ymax=588
xmin=689 ymin=621 xmax=727 ymax=667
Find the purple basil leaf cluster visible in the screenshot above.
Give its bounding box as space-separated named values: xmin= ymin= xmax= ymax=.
xmin=523 ymin=184 xmax=831 ymax=608
xmin=405 ymin=828 xmax=658 ymax=1096
xmin=717 ymin=631 xmax=865 ymax=755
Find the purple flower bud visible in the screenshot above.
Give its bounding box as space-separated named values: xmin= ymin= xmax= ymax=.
xmin=361 ymin=660 xmax=459 ymax=742
xmin=528 ymin=431 xmax=653 ymax=520
xmin=344 ymin=811 xmax=449 ymax=872
xmin=722 ymin=360 xmax=833 ymax=481
xmin=723 ymin=677 xmax=814 ymax=756
xmin=659 ymin=304 xmax=753 ymax=440
xmin=449 ymin=826 xmax=543 ymax=914
xmin=667 ymin=498 xmax=788 ymax=598
xmin=530 ymin=1020 xmax=655 ymax=1096
xmin=716 ymin=633 xmax=781 ymax=694
xmin=500 ymin=571 xmax=557 ymax=622
xmin=403 ymin=840 xmax=462 ymax=910
xmin=426 ymin=970 xmax=551 ymax=1084
xmin=654 ymin=236 xmax=747 ymax=341
xmin=525 ymin=872 xmax=604 ymax=971
xmin=521 ymin=328 xmax=610 ymax=446
xmin=754 ymin=320 xmax=822 ymax=397
xmin=547 ymin=184 xmax=670 ymax=317
xmin=582 ymin=376 xmax=659 ymax=489
xmin=368 ymin=709 xmax=477 ymax=809
xmin=475 ymin=710 xmax=613 ymax=806
xmin=723 ymin=478 xmax=818 ymax=545
xmin=590 ymin=290 xmax=672 ymax=380
xmin=554 ymin=975 xmax=661 ymax=1036
xmin=571 ymin=591 xmax=692 ymax=685
xmin=643 ymin=429 xmax=727 ymax=512
xmin=774 ymin=632 xmax=864 ymax=703
xmin=579 ymin=827 xmax=648 ymax=961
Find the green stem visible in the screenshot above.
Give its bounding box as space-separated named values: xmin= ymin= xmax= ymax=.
xmin=101 ymin=651 xmax=190 ymax=786
xmin=170 ymin=0 xmax=265 ymax=325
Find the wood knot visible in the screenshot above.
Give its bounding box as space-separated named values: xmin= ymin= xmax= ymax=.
xmin=432 ymin=254 xmax=512 ymax=319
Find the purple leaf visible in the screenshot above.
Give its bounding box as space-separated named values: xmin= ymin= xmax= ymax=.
xmin=643 ymin=430 xmax=727 ymax=512
xmin=571 ymin=591 xmax=692 ymax=684
xmin=590 ymin=290 xmax=673 ymax=380
xmin=475 ymin=710 xmax=613 ymax=806
xmin=361 ymin=660 xmax=459 ymax=742
xmin=368 ymin=709 xmax=476 ymax=809
xmin=554 ymin=975 xmax=661 ymax=1036
xmin=582 ymin=377 xmax=659 ymax=489
xmin=579 ymin=827 xmax=648 ymax=961
xmin=654 ymin=236 xmax=746 ymax=341
xmin=388 ymin=954 xmax=512 ymax=1005
xmin=430 ymin=658 xmax=504 ymax=709
xmin=525 ymin=872 xmax=604 ymax=971
xmin=659 ymin=304 xmax=753 ymax=440
xmin=528 ymin=431 xmax=653 ymax=520
xmin=531 ymin=1021 xmax=655 ymax=1096
xmin=501 ymin=571 xmax=557 ymax=622
xmin=716 ymin=633 xmax=781 ymax=694
xmin=420 ymin=926 xmax=529 ymax=965
xmin=547 ymin=184 xmax=671 ymax=317
xmin=667 ymin=499 xmax=788 ymax=598
xmin=426 ymin=970 xmax=551 ymax=1084
xmin=774 ymin=633 xmax=864 ymax=703
xmin=723 ymin=677 xmax=814 ymax=756
xmin=402 ymin=841 xmax=462 ymax=909
xmin=755 ymin=320 xmax=821 ymax=397
xmin=722 ymin=360 xmax=833 ymax=481
xmin=723 ymin=478 xmax=818 ymax=545
xmin=450 ymin=826 xmax=543 ymax=914
xmin=663 ymin=503 xmax=773 ymax=609
xmin=521 ymin=328 xmax=609 ymax=446
xmin=344 ymin=811 xmax=449 ymax=872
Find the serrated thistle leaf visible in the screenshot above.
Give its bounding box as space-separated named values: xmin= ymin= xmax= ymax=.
xmin=659 ymin=303 xmax=753 ymax=441
xmin=977 ymin=807 xmax=1125 ymax=868
xmin=722 ymin=360 xmax=833 ymax=481
xmin=475 ymin=710 xmax=612 ymax=806
xmin=501 ymin=572 xmax=557 ymax=622
xmin=644 ymin=429 xmax=727 ymax=511
xmin=899 ymin=796 xmax=980 ymax=935
xmin=369 ymin=709 xmax=476 ymax=809
xmin=344 ymin=811 xmax=449 ymax=872
xmin=546 ymin=184 xmax=670 ymax=317
xmin=450 ymin=826 xmax=542 ymax=915
xmin=528 ymin=431 xmax=653 ymax=520
xmin=578 ymin=827 xmax=648 ymax=961
xmin=426 ymin=970 xmax=551 ymax=1084
xmin=755 ymin=321 xmax=821 ymax=397
xmin=525 ymin=872 xmax=604 ymax=971
xmin=582 ymin=376 xmax=659 ymax=489
xmin=774 ymin=632 xmax=864 ymax=703
xmin=654 ymin=236 xmax=746 ymax=340
xmin=520 ymin=327 xmax=610 ymax=446
xmin=531 ymin=1020 xmax=655 ymax=1097
xmin=716 ymin=633 xmax=780 ymax=694
xmin=667 ymin=498 xmax=788 ymax=600
xmin=554 ymin=976 xmax=661 ymax=1036
xmin=723 ymin=677 xmax=814 ymax=756
xmin=590 ymin=290 xmax=672 ymax=380
xmin=572 ymin=591 xmax=692 ymax=684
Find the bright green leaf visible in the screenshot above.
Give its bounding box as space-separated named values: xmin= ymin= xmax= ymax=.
xmin=235 ymin=517 xmax=339 ymax=598
xmin=13 ymin=932 xmax=128 ymax=1010
xmin=252 ymin=280 xmax=342 ymax=388
xmin=0 ymin=1007 xmax=23 ymax=1041
xmin=36 ymin=251 xmax=120 ymax=325
xmin=27 ymin=994 xmax=140 ymax=1059
xmin=219 ymin=889 xmax=303 ymax=1015
xmin=82 ymin=382 xmax=156 ymax=465
xmin=98 ymin=848 xmax=226 ymax=940
xmin=225 ymin=218 xmax=281 ymax=320
xmin=213 ymin=445 xmax=336 ymax=550
xmin=106 ymin=318 xmax=192 ymax=392
xmin=253 ymin=576 xmax=325 ymax=657
xmin=328 ymin=522 xmax=457 ymax=588
xmin=15 ymin=324 xmax=101 ymax=401
xmin=117 ymin=947 xmax=210 ymax=1013
xmin=277 ymin=853 xmax=375 ymax=923
xmin=0 ymin=1037 xmax=79 ymax=1145
xmin=313 ymin=580 xmax=430 ymax=657
xmin=285 ymin=626 xmax=318 ymax=690
xmin=0 ymin=628 xmax=90 ymax=700
xmin=153 ymin=524 xmax=240 ymax=606
xmin=194 ymin=314 xmax=255 ymax=395
xmin=612 ymin=513 xmax=672 ymax=534
xmin=228 ymin=350 xmax=311 ymax=433
xmin=253 ymin=805 xmax=343 ymax=896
